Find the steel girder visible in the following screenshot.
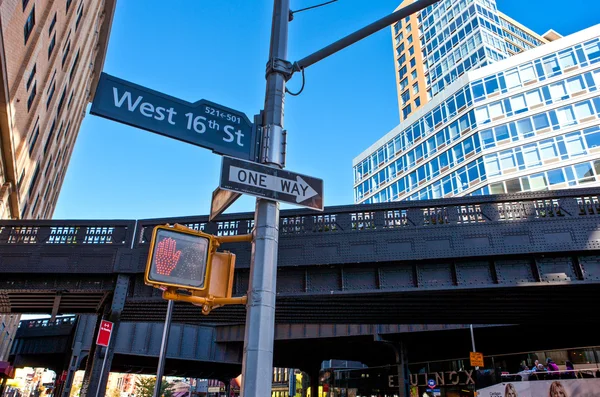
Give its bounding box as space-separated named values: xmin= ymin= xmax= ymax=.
xmin=1 ymin=188 xmax=600 ymax=322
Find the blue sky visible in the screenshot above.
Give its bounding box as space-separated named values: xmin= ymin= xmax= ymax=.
xmin=53 ymin=0 xmax=600 ymax=220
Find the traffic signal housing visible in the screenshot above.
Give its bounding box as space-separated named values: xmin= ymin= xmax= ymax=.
xmin=144 ymin=224 xmax=251 ymax=313
xmin=145 ymin=225 xmax=215 ymax=293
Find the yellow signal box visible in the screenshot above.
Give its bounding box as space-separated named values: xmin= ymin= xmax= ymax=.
xmin=145 ymin=225 xmax=215 ymax=292
xmin=144 ymin=224 xmax=251 ymax=314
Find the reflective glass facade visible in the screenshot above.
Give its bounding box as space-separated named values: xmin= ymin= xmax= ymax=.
xmin=355 ymin=25 xmax=600 ymax=204
xmin=392 ymin=0 xmax=548 ymax=121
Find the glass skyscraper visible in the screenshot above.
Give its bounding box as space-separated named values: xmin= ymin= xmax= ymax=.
xmin=353 ymin=0 xmax=600 ymax=204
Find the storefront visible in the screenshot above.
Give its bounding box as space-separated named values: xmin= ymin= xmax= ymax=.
xmin=323 ymin=345 xmax=600 ymax=397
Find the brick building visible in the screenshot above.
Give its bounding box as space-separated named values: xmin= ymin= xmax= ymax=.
xmin=0 ymin=0 xmax=118 ymax=369
xmin=0 ymin=0 xmax=117 ymax=220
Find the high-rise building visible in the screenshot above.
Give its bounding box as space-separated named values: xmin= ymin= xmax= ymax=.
xmin=0 ymin=0 xmax=117 ymax=220
xmin=392 ymin=0 xmax=553 ymax=122
xmin=353 ymin=1 xmax=600 ymax=204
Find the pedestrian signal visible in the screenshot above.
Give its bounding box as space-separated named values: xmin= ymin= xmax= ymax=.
xmin=145 ymin=225 xmax=215 ymax=291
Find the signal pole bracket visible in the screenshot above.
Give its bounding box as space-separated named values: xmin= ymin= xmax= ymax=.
xmin=162 ymin=289 xmax=248 ymax=315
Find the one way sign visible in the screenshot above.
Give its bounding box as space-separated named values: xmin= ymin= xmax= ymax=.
xmin=220 ymin=157 xmax=324 ymax=211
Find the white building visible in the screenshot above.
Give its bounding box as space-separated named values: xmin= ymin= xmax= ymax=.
xmin=354 ymin=22 xmax=600 ymax=203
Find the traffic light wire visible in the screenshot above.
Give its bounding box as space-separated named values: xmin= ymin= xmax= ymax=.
xmin=286 ymin=67 xmax=305 ymax=96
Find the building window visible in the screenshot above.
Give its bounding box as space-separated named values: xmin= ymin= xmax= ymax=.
xmin=401 ymin=90 xmax=410 ymax=105
xmin=410 ymin=58 xmax=416 ymax=68
xmin=398 ymin=65 xmax=407 ymax=80
xmin=31 ymin=194 xmax=40 ymax=216
xmin=48 ymin=12 xmax=57 ymax=35
xmin=62 ymin=41 xmax=71 ymax=67
xmin=69 ymin=50 xmax=80 ymax=80
xmin=46 ymin=81 xmax=56 ymax=109
xmin=23 ymin=6 xmax=35 ymax=44
xmin=26 ymin=64 xmax=36 ymax=90
xmin=408 ymin=46 xmax=414 ymax=56
xmin=67 ymin=91 xmax=74 ymax=110
xmin=76 ymin=3 xmax=84 ymax=30
xmin=411 ymin=70 xmax=417 ymax=80
xmin=399 ymin=78 xmax=408 ymax=91
xmin=48 ymin=33 xmax=56 ymax=59
xmin=56 ymin=87 xmax=67 ymax=115
xmin=66 ymin=0 xmax=73 ymax=13
xmin=28 ymin=125 xmax=40 ymax=155
xmin=55 ymin=122 xmax=64 ymax=143
xmin=402 ymin=104 xmax=412 ymax=119
xmin=44 ymin=120 xmax=56 ymax=155
xmin=407 ymin=35 xmax=413 ymax=44
xmin=18 ymin=170 xmax=25 ymax=188
xmin=413 ymin=83 xmax=419 ymax=95
xmin=415 ymin=97 xmax=421 ymax=107
xmin=27 ymin=82 xmax=36 ymax=111
xmin=22 ymin=0 xmax=31 ymax=11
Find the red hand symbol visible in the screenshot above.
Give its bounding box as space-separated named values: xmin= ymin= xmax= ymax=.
xmin=154 ymin=237 xmax=182 ymax=276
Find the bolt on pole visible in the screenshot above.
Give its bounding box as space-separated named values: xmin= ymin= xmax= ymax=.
xmin=240 ymin=0 xmax=289 ymax=396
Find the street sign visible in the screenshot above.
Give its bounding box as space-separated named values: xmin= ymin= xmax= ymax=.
xmin=90 ymin=73 xmax=258 ymax=160
xmin=470 ymin=351 xmax=484 ymax=367
xmin=210 ymin=187 xmax=242 ymax=222
xmin=96 ymin=320 xmax=113 ymax=347
xmin=219 ymin=157 xmax=324 ymax=211
xmin=427 ymin=379 xmax=436 ymax=389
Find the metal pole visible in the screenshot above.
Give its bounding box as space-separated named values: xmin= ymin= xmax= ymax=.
xmin=288 ymin=369 xmax=296 ymax=397
xmin=0 ymin=376 xmax=7 ymax=397
xmin=240 ymin=1 xmax=289 ymax=397
xmin=470 ymin=324 xmax=479 ymax=371
xmin=153 ymin=300 xmax=174 ymax=397
xmin=95 ymin=350 xmax=108 ymax=397
xmin=294 ymin=0 xmax=441 ymax=70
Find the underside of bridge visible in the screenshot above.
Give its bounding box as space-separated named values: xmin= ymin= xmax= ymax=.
xmin=11 ymin=321 xmax=599 ymax=381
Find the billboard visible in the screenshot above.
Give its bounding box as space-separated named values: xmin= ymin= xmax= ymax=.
xmin=478 ymin=379 xmax=600 ymax=397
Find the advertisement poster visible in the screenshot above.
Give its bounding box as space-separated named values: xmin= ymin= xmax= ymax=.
xmin=477 ymin=379 xmax=600 ymax=397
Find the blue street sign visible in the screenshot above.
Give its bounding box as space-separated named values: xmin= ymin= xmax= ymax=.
xmin=427 ymin=379 xmax=436 ymax=389
xmin=90 ymin=73 xmax=258 ymax=160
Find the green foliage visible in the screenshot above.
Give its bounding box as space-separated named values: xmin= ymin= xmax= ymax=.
xmin=134 ymin=377 xmax=173 ymax=397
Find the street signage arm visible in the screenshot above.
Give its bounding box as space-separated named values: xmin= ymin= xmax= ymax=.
xmin=271 ymin=0 xmax=443 ymax=79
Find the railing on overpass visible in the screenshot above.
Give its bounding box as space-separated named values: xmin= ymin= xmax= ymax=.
xmin=19 ymin=316 xmax=76 ymax=329
xmin=14 ymin=316 xmax=77 ymax=339
xmin=2 ymin=188 xmax=600 ymax=323
xmin=1 ymin=187 xmax=600 ymax=252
